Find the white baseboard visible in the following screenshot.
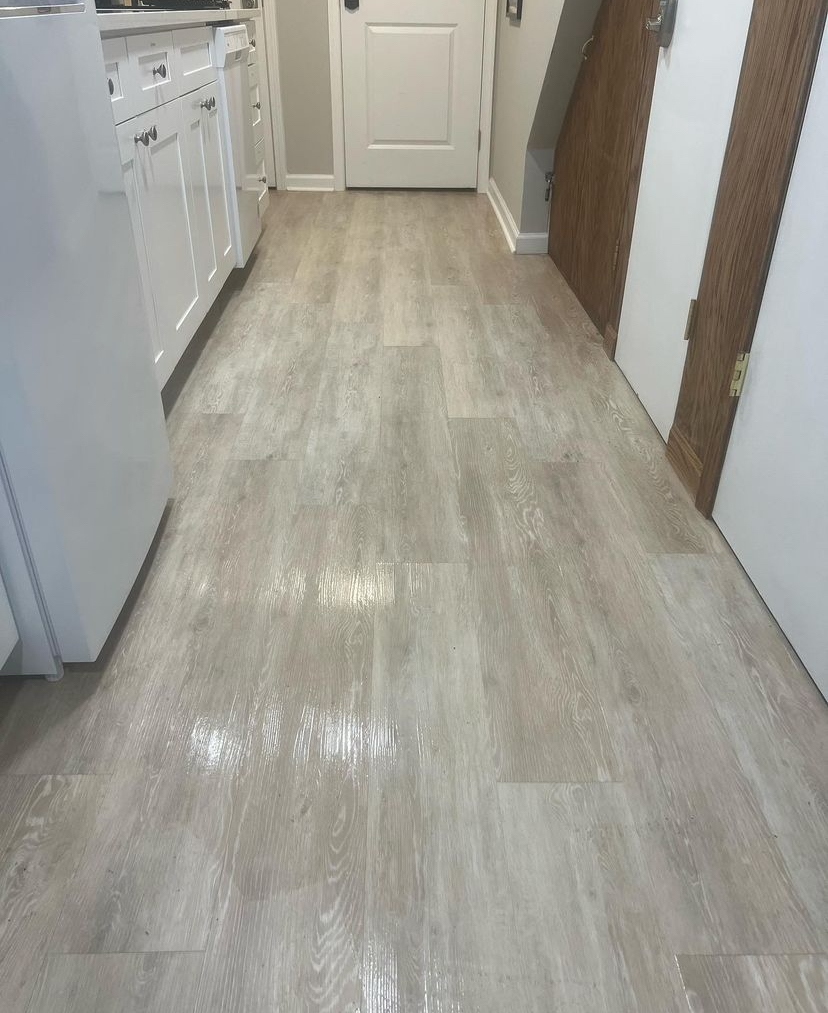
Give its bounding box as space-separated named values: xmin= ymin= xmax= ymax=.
xmin=515 ymin=232 xmax=549 ymax=255
xmin=487 ymin=178 xmax=519 ymax=251
xmin=285 ymin=173 xmax=336 ymax=192
xmin=487 ymin=178 xmax=549 ymax=256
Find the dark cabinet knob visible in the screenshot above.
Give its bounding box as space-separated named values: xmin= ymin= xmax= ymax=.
xmin=344 ymin=0 xmax=359 ymax=9
xmin=108 ymin=77 xmax=115 ymax=96
xmin=152 ymin=63 xmax=167 ymax=80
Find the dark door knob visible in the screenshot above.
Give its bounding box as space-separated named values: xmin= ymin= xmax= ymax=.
xmin=344 ymin=0 xmax=359 ymax=10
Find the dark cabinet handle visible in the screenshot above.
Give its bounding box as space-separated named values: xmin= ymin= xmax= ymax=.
xmin=344 ymin=0 xmax=359 ymax=9
xmin=253 ymin=101 xmax=261 ymax=110
xmin=108 ymin=77 xmax=115 ymax=96
xmin=152 ymin=63 xmax=167 ymax=79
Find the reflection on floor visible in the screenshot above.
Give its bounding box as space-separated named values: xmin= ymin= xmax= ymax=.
xmin=1 ymin=192 xmax=826 ymax=1013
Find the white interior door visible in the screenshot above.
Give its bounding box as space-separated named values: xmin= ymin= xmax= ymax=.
xmin=341 ymin=0 xmax=485 ymax=188
xmin=714 ymin=28 xmax=828 ymax=702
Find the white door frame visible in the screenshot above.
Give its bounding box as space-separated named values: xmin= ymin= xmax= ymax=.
xmin=262 ymin=3 xmax=288 ymax=190
xmin=327 ymin=0 xmax=498 ymax=192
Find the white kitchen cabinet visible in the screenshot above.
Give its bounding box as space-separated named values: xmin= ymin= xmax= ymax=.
xmin=118 ymin=100 xmax=202 ymax=388
xmin=182 ymin=82 xmax=235 ymax=307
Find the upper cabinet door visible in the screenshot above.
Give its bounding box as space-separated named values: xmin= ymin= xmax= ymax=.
xmin=182 ymin=83 xmax=235 ymax=306
xmin=118 ymin=101 xmax=202 ymax=387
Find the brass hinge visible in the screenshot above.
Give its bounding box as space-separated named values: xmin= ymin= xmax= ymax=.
xmin=729 ymin=352 xmax=750 ymax=397
xmin=683 ymin=298 xmax=698 ymax=342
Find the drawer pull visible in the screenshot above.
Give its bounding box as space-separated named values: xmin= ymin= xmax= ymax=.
xmin=108 ymin=77 xmax=115 ymax=96
xmin=148 ymin=125 xmax=158 ymax=141
xmin=250 ymin=39 xmax=256 ymax=48
xmin=134 ymin=131 xmax=150 ymax=146
xmin=258 ymin=176 xmax=267 ymax=184
xmin=253 ymin=101 xmax=261 ymax=110
xmin=152 ymin=63 xmax=168 ymax=80
xmin=200 ymin=96 xmax=217 ymax=111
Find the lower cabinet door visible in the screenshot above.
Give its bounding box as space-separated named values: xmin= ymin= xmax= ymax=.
xmin=182 ymin=83 xmax=235 ymax=305
xmin=118 ymin=101 xmax=202 ymax=388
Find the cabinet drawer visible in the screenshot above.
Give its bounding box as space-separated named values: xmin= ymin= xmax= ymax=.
xmin=127 ymin=31 xmax=178 ymax=115
xmin=102 ymin=37 xmax=133 ymax=125
xmin=173 ymin=26 xmax=216 ymax=95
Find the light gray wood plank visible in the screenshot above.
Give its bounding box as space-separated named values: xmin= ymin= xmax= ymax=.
xmin=195 ymin=557 xmax=373 ymax=1012
xmin=116 ymin=459 xmax=299 ymax=776
xmin=27 ymin=952 xmax=204 ymax=1013
xmin=678 ymin=955 xmax=828 ymax=1013
xmin=500 ymin=782 xmax=687 ymax=1013
xmin=173 ymin=282 xmax=276 ymax=416
xmin=450 ymin=417 xmax=554 ymax=564
xmin=51 ymin=771 xmax=233 ymax=953
xmin=365 ymin=564 xmax=533 ymax=1012
xmin=651 ymin=552 xmax=828 ymax=945
xmin=381 ymin=349 xmax=467 ymax=562
xmin=299 ymin=322 xmax=383 ymax=506
xmin=534 ymin=461 xmax=820 ymax=954
xmin=233 ymin=304 xmax=331 ymax=461
xmin=0 ymin=775 xmax=107 ymax=1013
xmin=475 ymin=560 xmax=619 ymax=783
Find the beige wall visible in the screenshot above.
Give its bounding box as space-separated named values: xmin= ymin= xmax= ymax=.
xmin=490 ymin=0 xmax=600 ymax=234
xmin=274 ymin=0 xmax=334 ymax=178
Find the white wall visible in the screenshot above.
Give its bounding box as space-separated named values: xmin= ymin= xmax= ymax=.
xmin=274 ymin=0 xmax=334 ymax=177
xmin=615 ymin=0 xmax=754 ymax=439
xmin=490 ymin=2 xmax=565 ymax=230
xmin=714 ymin=26 xmax=828 ymax=700
xmin=0 ymin=573 xmax=16 ymax=670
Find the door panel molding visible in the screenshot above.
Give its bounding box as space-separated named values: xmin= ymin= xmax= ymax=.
xmin=667 ymin=0 xmax=828 ymax=515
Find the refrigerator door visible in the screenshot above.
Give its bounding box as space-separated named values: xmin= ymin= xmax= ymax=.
xmin=0 ymin=4 xmax=172 ymax=664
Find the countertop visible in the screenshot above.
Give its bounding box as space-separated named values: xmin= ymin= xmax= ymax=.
xmin=97 ymin=7 xmax=261 ymax=33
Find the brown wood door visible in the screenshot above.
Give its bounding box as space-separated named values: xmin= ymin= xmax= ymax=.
xmin=667 ymin=0 xmax=827 ymax=515
xmin=548 ymin=0 xmax=659 ymax=347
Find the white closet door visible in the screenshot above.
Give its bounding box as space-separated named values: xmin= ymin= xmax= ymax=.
xmin=341 ymin=0 xmax=485 ymax=188
xmin=714 ymin=29 xmax=828 ymax=701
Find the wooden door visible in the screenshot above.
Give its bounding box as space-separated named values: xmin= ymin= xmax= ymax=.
xmin=549 ymin=0 xmax=660 ymax=346
xmin=667 ymin=0 xmax=827 ymax=515
xmin=341 ymin=0 xmax=486 ymax=188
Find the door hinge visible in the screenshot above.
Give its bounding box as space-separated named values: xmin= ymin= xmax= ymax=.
xmin=729 ymin=352 xmax=750 ymax=397
xmin=612 ymin=239 xmax=621 ymax=274
xmin=683 ymin=297 xmax=698 ymax=342
xmin=478 ymin=129 xmax=482 ymax=152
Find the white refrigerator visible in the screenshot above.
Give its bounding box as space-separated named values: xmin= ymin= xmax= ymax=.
xmin=0 ymin=1 xmax=172 ymax=679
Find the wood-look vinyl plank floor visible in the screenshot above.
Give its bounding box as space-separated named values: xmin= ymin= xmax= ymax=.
xmin=678 ymin=954 xmax=828 ymax=1013
xmin=0 ymin=192 xmax=826 ymax=1011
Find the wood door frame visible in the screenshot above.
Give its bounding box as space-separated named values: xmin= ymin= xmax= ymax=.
xmin=547 ymin=0 xmax=661 ymax=357
xmin=326 ymin=0 xmax=499 ymax=193
xmin=262 ymin=2 xmax=288 ymax=190
xmin=667 ymin=0 xmax=828 ymax=516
